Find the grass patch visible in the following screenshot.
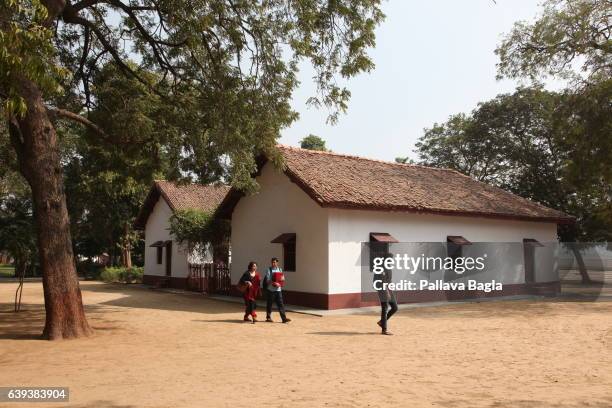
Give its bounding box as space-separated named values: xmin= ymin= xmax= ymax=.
xmin=0 ymin=264 xmax=15 ymax=278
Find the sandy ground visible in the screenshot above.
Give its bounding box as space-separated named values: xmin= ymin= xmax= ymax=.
xmin=0 ymin=281 xmax=611 ymax=408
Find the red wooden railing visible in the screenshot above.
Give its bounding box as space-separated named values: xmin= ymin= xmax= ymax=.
xmin=187 ymin=263 xmax=231 ymax=295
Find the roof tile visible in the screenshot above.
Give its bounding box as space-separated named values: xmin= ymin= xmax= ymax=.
xmin=278 ymin=145 xmax=572 ymax=223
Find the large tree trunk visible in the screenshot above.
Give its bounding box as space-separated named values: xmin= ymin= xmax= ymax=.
xmin=8 ymin=78 xmax=92 ymax=340
xmin=122 ymin=224 xmax=132 ymax=268
xmin=121 ymin=247 xmax=132 ymax=268
xmin=122 ymin=248 xmax=132 ymax=269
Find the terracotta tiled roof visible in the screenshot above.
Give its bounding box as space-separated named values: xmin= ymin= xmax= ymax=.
xmin=134 ymin=181 xmax=231 ymax=229
xmin=155 ymin=180 xmax=230 ymax=212
xmin=267 ymin=145 xmax=572 ymax=223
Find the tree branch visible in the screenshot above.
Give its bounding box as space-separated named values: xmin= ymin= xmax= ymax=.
xmin=71 ymin=0 xmax=103 ymax=13
xmin=46 ymin=107 xmax=113 ymax=142
xmin=41 ymin=0 xmax=67 ymax=27
xmin=61 ymin=10 xmax=163 ymax=96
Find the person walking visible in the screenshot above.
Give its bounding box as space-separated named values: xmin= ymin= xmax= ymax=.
xmin=239 ymin=261 xmax=261 ymax=323
xmin=264 ymin=257 xmax=291 ymax=323
xmin=374 ymin=253 xmax=398 ymax=335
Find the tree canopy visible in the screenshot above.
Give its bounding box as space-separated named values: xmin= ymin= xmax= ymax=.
xmin=0 ymin=174 xmax=37 ymax=277
xmin=0 ymin=0 xmax=385 ymax=339
xmin=413 ymin=0 xmax=611 ymax=242
xmin=414 ymin=85 xmax=611 ymax=242
xmin=495 ymin=0 xmax=611 ymax=83
xmin=299 ymin=134 xmax=328 ymax=151
xmin=2 ymin=0 xmax=384 ymax=188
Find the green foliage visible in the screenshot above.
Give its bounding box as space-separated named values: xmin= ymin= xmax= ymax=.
xmin=0 ymin=0 xmax=64 ymax=116
xmin=300 ymin=134 xmax=329 ymax=151
xmin=489 ymin=0 xmax=611 ymax=241
xmin=76 ymin=260 xmax=105 ymax=279
xmin=0 ymin=264 xmax=15 ymax=277
xmin=415 ymin=112 xmax=510 ymax=183
xmin=0 ymin=171 xmax=38 ymax=272
xmin=496 ymin=0 xmax=611 ymax=83
xmin=1 ymin=0 xmax=384 ymax=277
xmin=63 ymin=63 xmax=173 ymax=262
xmin=99 ymin=266 xmax=143 ymax=283
xmin=169 ymin=209 xmax=230 ymax=250
xmin=2 ymin=0 xmax=385 ymax=191
xmin=413 ymin=85 xmax=611 ymax=241
xmin=394 ymin=157 xmax=414 ymax=164
xmin=553 ymin=79 xmax=612 ymax=241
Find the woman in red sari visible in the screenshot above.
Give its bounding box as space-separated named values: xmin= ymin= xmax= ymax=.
xmin=239 ymin=261 xmax=261 ymax=323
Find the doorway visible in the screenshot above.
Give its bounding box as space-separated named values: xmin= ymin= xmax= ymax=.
xmin=165 ymin=241 xmax=172 ymax=276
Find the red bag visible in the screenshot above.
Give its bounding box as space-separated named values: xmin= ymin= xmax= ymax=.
xmin=272 ymin=271 xmax=285 ymax=287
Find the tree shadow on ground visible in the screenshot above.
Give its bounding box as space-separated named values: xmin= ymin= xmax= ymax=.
xmin=0 ymin=307 xmax=44 ymax=340
xmin=0 ymin=302 xmax=127 ymax=340
xmin=81 ymin=282 xmax=242 ymax=315
xmin=559 ymin=281 xmax=612 ymax=302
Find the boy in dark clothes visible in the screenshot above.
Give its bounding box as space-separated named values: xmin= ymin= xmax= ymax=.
xmin=239 ymin=261 xmax=261 ymax=323
xmin=373 ymin=253 xmax=398 ymax=335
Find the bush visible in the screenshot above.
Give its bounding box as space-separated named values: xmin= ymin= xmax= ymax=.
xmin=99 ymin=267 xmax=144 ymax=283
xmin=77 ymin=260 xmax=105 ymax=280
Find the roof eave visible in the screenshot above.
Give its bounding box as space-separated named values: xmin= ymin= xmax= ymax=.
xmin=133 ymin=182 xmax=176 ymax=230
xmin=318 ymin=201 xmax=575 ymax=225
xmin=211 ymin=147 xmax=576 ymax=226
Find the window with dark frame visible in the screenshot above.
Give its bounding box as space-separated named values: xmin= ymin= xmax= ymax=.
xmin=369 ymin=233 xmax=399 ymax=271
xmin=150 ymin=241 xmax=165 ymax=265
xmin=446 ymin=236 xmax=472 ymax=276
xmin=270 ymin=233 xmax=296 ymax=272
xmin=447 ymin=240 xmax=462 ymax=260
xmin=156 ymin=247 xmax=163 ymax=264
xmin=523 ymin=238 xmax=543 ymax=284
xmin=283 ymin=240 xmax=296 ymax=272
xmin=165 ymin=240 xmax=172 ymax=276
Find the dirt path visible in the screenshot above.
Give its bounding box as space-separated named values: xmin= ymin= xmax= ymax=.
xmin=1 ymin=281 xmax=611 ymax=408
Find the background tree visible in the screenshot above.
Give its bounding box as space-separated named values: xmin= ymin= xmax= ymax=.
xmin=1 ymin=0 xmax=384 ymax=339
xmin=414 ymin=86 xmax=610 ymax=240
xmin=0 ymin=181 xmax=38 ymax=279
xmin=496 ymin=0 xmax=611 ymax=280
xmin=300 ymin=134 xmax=329 ymax=151
xmin=495 ymin=0 xmax=611 ymax=84
xmin=0 ymin=124 xmax=38 ymax=277
xmin=394 ymin=157 xmax=414 ymax=164
xmin=64 ymin=63 xmax=178 ymax=269
xmin=412 ymin=86 xmax=610 ymax=281
xmin=409 ymin=0 xmax=610 ymax=282
xmin=414 ymin=112 xmax=511 ymax=183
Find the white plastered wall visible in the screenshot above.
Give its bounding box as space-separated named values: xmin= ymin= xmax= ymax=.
xmin=328 ymin=209 xmax=559 ymax=294
xmin=230 ymin=163 xmax=329 ymax=293
xmin=144 ymin=198 xmax=190 ymax=278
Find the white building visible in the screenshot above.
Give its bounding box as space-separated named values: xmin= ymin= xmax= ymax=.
xmin=135 ymin=181 xmax=230 ymax=288
xmin=217 ymin=146 xmax=573 ymax=309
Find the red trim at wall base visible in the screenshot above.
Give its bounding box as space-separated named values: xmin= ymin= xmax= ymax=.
xmin=143 ymin=275 xmax=560 ymax=310
xmin=143 ymin=274 xmax=188 ymax=290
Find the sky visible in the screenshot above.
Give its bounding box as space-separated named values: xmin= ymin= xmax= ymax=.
xmin=279 ymin=0 xmax=563 ymax=162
